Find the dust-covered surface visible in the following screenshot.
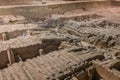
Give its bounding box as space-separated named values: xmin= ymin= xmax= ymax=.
xmin=0 ymin=0 xmax=119 ymax=80
xmin=0 ymin=0 xmax=111 ymax=6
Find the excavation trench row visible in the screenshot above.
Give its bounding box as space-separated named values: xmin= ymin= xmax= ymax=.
xmin=0 ymin=35 xmax=63 ymax=69
xmin=0 ymin=2 xmax=119 ymax=80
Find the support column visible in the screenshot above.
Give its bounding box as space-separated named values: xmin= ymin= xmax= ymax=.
xmin=7 ymin=47 xmax=15 ymax=66
xmin=2 ymin=33 xmax=7 ymax=41
xmin=39 ymin=49 xmax=43 ymax=56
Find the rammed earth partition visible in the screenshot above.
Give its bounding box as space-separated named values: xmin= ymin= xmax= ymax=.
xmin=0 ymin=0 xmax=111 ymax=18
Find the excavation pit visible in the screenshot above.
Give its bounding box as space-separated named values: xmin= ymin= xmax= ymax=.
xmin=0 ymin=0 xmax=119 ymax=80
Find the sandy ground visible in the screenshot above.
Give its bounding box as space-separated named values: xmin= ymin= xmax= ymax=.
xmin=0 ymin=0 xmax=108 ymax=6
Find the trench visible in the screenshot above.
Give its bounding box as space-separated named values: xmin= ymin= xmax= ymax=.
xmin=0 ymin=1 xmax=119 ymax=80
